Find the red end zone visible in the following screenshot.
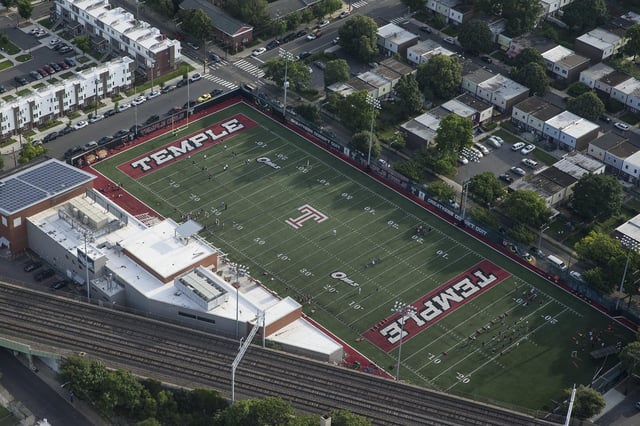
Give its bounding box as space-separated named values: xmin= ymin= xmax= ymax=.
xmin=117 ymin=114 xmax=257 ymax=179
xmin=363 ymin=259 xmax=511 ymax=352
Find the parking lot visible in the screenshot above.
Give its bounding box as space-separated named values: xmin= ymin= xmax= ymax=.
xmin=1 ymin=24 xmax=79 ymax=91
xmin=453 ymin=133 xmax=545 ymax=185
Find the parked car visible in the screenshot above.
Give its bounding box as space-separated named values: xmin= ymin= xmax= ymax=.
xmin=299 ymin=51 xmax=312 ymax=60
xmin=615 ymin=122 xmax=630 ymax=131
xmin=104 ymin=109 xmax=117 ymax=117
xmin=339 ymin=11 xmax=350 ymax=18
xmin=43 ymin=131 xmax=59 ymax=143
xmin=189 ymin=73 xmax=201 ymax=82
xmin=161 ymin=85 xmax=176 ymax=94
xmin=186 ymin=42 xmax=200 ymax=50
xmin=24 ymin=261 xmax=43 ymax=272
xmin=420 ymin=25 xmax=431 ymax=32
xmin=64 ymin=146 xmax=83 ymax=159
xmin=145 ymin=114 xmax=160 ymax=125
xmin=252 ymin=47 xmax=267 ymax=56
xmin=88 ymin=114 xmax=104 ymax=124
xmin=183 ymin=100 xmax=197 ymax=109
xmin=83 ymin=141 xmax=98 ymax=151
xmin=486 ymin=136 xmax=502 ymax=148
xmin=511 ymin=142 xmax=526 ymax=151
xmin=59 ymin=46 xmax=73 ymax=54
xmin=131 ymin=96 xmax=146 ymax=106
xmin=57 ymin=61 xmax=70 ymax=70
xmin=600 ymin=115 xmax=612 ymax=123
xmin=60 ymin=126 xmax=74 ymax=135
xmin=30 ymin=70 xmax=43 ymax=80
xmin=296 ymin=30 xmax=308 ymax=38
xmin=113 ymin=129 xmax=130 ymax=138
xmin=306 ymin=33 xmax=317 ymax=41
xmin=266 ymin=40 xmax=280 ymax=50
xmin=332 ymin=37 xmax=340 ymax=45
xmin=0 ymin=84 xmax=5 ymax=93
xmin=282 ymin=33 xmax=296 ymax=43
xmin=167 ymin=106 xmax=183 ymax=115
xmin=117 ymin=102 xmax=131 ymax=112
xmin=459 ymin=155 xmax=469 ymax=165
xmin=50 ymin=280 xmax=68 ymax=290
xmin=209 ymin=52 xmax=221 ymax=62
xmin=444 ymin=37 xmax=456 ymax=44
xmin=499 ymin=173 xmax=513 ymax=183
xmin=481 ymin=56 xmax=493 ymax=63
xmin=176 ymin=79 xmax=188 ymax=88
xmin=73 ymin=120 xmax=88 ymax=129
xmin=474 ymin=143 xmax=490 ymax=155
xmin=317 ymin=20 xmax=330 ymax=28
xmin=49 ymin=38 xmax=61 ymax=45
xmin=64 ymin=57 xmax=77 ymax=67
xmin=49 ymin=62 xmax=62 ymax=72
xmin=146 ymin=91 xmax=160 ymax=100
xmin=35 ymin=269 xmax=55 ymax=281
xmin=37 ymin=68 xmax=48 ymax=78
xmin=314 ymin=61 xmax=326 ymax=70
xmin=520 ymin=144 xmax=535 ymax=155
xmin=510 ymin=166 xmax=526 ymax=176
xmin=14 ymin=76 xmax=28 ymax=85
xmin=530 ymin=247 xmax=544 ymax=257
xmin=197 ymin=93 xmax=212 ymax=103
xmin=569 ymin=270 xmax=585 ymax=282
xmin=129 ymin=124 xmax=142 ymax=134
xmin=43 ymin=64 xmax=55 ymax=74
xmin=210 ymin=88 xmax=224 ymax=97
xmin=98 ymin=136 xmax=113 ymax=146
xmin=522 ymin=158 xmax=538 ymax=168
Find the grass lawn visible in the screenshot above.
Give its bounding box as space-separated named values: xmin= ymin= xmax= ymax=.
xmin=620 ymin=111 xmax=640 ymax=125
xmin=0 ymin=405 xmax=16 ymax=426
xmin=15 ymin=54 xmax=31 ymax=62
xmin=16 ymin=89 xmax=31 ymax=97
xmin=532 ymin=149 xmax=557 ymax=166
xmin=0 ymin=41 xmax=19 ymax=55
xmin=492 ymin=129 xmax=523 ymax=146
xmin=92 ymin=102 xmax=634 ymax=412
xmin=0 ymin=60 xmax=12 ymax=71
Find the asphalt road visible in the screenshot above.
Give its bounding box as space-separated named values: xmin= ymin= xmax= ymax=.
xmin=0 ymin=349 xmax=94 ymax=426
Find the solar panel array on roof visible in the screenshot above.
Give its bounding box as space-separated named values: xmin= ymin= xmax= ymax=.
xmin=0 ymin=159 xmax=95 ymax=216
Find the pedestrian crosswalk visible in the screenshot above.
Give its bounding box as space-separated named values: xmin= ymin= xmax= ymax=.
xmin=207 ymin=60 xmax=230 ymax=71
xmin=233 ymin=59 xmax=266 ymax=78
xmin=203 ymin=73 xmax=238 ymax=89
xmin=351 ymin=0 xmax=368 ymax=8
xmin=389 ymin=17 xmax=408 ymax=25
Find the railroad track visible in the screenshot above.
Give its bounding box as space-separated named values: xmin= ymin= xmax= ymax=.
xmin=0 ymin=282 xmax=557 ymax=425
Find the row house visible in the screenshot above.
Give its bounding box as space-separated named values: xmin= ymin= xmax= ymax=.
xmin=539 ymin=0 xmax=576 ymax=17
xmin=575 ymin=27 xmax=627 ymax=62
xmin=579 ymin=65 xmax=640 ymax=112
xmin=579 ymin=63 xmax=615 ymax=88
xmin=611 ymin=78 xmax=640 ymax=110
xmin=181 ymin=0 xmax=253 ymax=52
xmin=0 ymin=57 xmax=133 ymax=139
xmin=511 ymin=96 xmax=563 ymax=135
xmin=425 ymin=0 xmax=474 ymax=25
xmin=327 ymin=58 xmax=414 ymax=99
xmin=440 ymin=94 xmax=493 ymax=127
xmin=54 ymin=0 xmax=181 ymax=79
xmin=377 ymin=24 xmax=418 ymax=57
xmin=462 ymin=70 xmax=529 ymax=113
xmin=406 ymin=39 xmax=455 ymax=66
xmin=588 ymin=132 xmax=640 ymax=183
xmin=541 ymin=46 xmax=590 ymax=83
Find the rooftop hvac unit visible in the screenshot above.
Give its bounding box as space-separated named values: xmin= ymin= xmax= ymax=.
xmin=82 ymin=214 xmax=89 ymax=224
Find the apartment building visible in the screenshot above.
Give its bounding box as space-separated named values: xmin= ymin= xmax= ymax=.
xmin=53 ymin=0 xmax=181 ymax=79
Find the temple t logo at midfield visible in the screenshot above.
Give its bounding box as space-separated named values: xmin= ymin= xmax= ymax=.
xmin=286 ymin=204 xmax=328 ymax=229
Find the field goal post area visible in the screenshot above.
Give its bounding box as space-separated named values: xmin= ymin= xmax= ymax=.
xmin=172 ymin=124 xmax=190 ymax=135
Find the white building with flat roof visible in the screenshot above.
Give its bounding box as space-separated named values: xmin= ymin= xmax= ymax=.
xmin=376 ymin=23 xmax=418 ymax=57
xmin=475 ymin=74 xmax=529 ymax=112
xmin=54 ymin=0 xmax=181 ymax=79
xmin=406 ymin=40 xmax=454 ymax=65
xmin=580 ymin=63 xmax=615 ymax=88
xmin=25 ymin=189 xmax=343 ymax=362
xmin=575 ymin=28 xmax=626 ymax=61
xmin=543 ymin=111 xmax=600 ymax=150
xmin=0 ymin=57 xmax=133 ymax=139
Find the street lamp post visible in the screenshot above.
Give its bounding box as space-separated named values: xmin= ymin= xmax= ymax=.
xmin=83 ymin=231 xmax=92 ymax=302
xmin=392 ymin=301 xmax=416 ymax=381
xmin=232 ymin=263 xmax=249 ymax=338
xmin=149 ymin=60 xmax=155 ymax=93
xmin=94 ymin=79 xmax=99 ymax=118
xmin=365 ymin=94 xmax=381 ymax=167
xmin=279 ymin=48 xmax=295 ymax=119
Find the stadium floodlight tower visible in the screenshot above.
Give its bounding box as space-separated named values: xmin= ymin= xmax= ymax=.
xmin=279 ymin=48 xmax=295 ymax=119
xmin=615 ymin=235 xmax=640 ymax=311
xmin=231 ymin=310 xmax=265 ymax=401
xmin=365 ymin=94 xmax=381 ymax=167
xmin=232 ymin=263 xmax=249 ymax=338
xmin=392 ymin=301 xmax=416 ymax=381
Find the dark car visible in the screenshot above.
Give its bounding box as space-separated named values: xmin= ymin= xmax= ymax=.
xmin=35 ymin=269 xmax=55 ymax=281
xmin=58 ymin=61 xmax=70 ymax=70
xmin=296 ymin=30 xmax=308 ymax=38
xmin=59 ymin=46 xmax=73 ymax=54
xmin=182 ymin=100 xmax=197 ymax=109
xmin=145 ymin=114 xmax=160 ymax=125
xmin=530 ymin=247 xmax=544 ymax=257
xmin=30 ymin=70 xmax=43 ymax=80
xmin=161 ymin=85 xmax=176 ymax=94
xmin=283 ymin=33 xmax=296 ymax=43
xmin=176 ymin=79 xmax=188 ymax=88
xmin=43 ymin=64 xmax=55 ymax=74
xmin=129 ymin=124 xmax=142 ymax=134
xmin=60 ymin=126 xmax=75 ymax=135
xmin=14 ymin=76 xmax=28 ymax=85
xmin=0 ymin=84 xmax=5 ymax=93
xmin=37 ymin=68 xmax=48 ymax=78
xmin=481 ymin=56 xmax=493 ymax=64
xmin=50 ymin=62 xmax=62 ymax=72
xmin=600 ymin=115 xmax=612 ymax=123
xmin=420 ymin=25 xmax=432 ymax=33
xmin=208 ymin=52 xmax=221 ymax=62
xmin=98 ymin=136 xmax=113 ymax=145
xmin=43 ymin=131 xmax=59 ymax=143
xmin=113 ymin=129 xmax=130 ymax=138
xmin=52 ymin=42 xmax=63 ymax=50
xmin=210 ymin=88 xmax=224 ymax=97
xmin=299 ymin=51 xmax=312 ymax=60
xmin=64 ymin=146 xmax=83 ymax=159
xmin=24 ymin=261 xmax=43 ymax=272
xmin=64 ymin=57 xmax=76 ymax=67
xmin=104 ymin=108 xmax=117 ymax=117
xmin=266 ymin=39 xmax=280 ymax=50
xmin=167 ymin=106 xmax=183 ymax=115
xmin=50 ymin=280 xmax=68 ymax=290
xmin=499 ymin=173 xmax=513 ymax=183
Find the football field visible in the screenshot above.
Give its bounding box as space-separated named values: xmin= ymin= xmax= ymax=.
xmin=92 ymin=101 xmax=633 ymax=411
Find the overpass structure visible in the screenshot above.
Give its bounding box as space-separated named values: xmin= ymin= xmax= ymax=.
xmin=0 ymin=280 xmax=561 ymax=426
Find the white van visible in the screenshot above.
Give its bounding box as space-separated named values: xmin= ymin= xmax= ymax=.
xmin=547 ymin=254 xmax=568 ymax=271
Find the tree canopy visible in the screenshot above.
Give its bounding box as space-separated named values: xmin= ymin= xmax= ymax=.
xmin=178 ymin=9 xmax=212 ymax=41
xmin=338 ymin=16 xmax=378 ymax=62
xmin=224 ymin=0 xmax=270 ymax=29
xmin=620 ymin=341 xmax=640 ymax=377
xmin=393 ymin=74 xmax=422 ymax=119
xmin=567 ymin=91 xmax=605 ymax=122
xmin=502 ymin=0 xmax=543 ymax=36
xmin=512 ymin=62 xmax=548 ymax=96
xmin=434 ymin=115 xmax=473 ymax=157
xmin=417 ymin=54 xmax=462 ymax=100
xmin=326 ymin=91 xmax=378 ymax=132
xmin=351 ymin=130 xmax=381 ymax=159
xmin=571 ymin=174 xmax=623 ymax=220
xmin=264 ymin=58 xmax=311 ymax=91
xmin=625 ymin=24 xmax=640 ymax=60
xmin=468 ymin=172 xmax=505 ymax=206
xmin=457 ymin=20 xmax=493 ymax=55
xmin=324 ymin=59 xmax=350 ymax=86
xmin=561 ymin=385 xmax=606 ymax=420
xmin=562 ymin=0 xmax=607 ymax=32
xmin=513 ymin=47 xmax=545 ymax=70
xmin=17 ymin=0 xmax=33 ymax=21
xmin=502 ymin=190 xmax=550 ymax=227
